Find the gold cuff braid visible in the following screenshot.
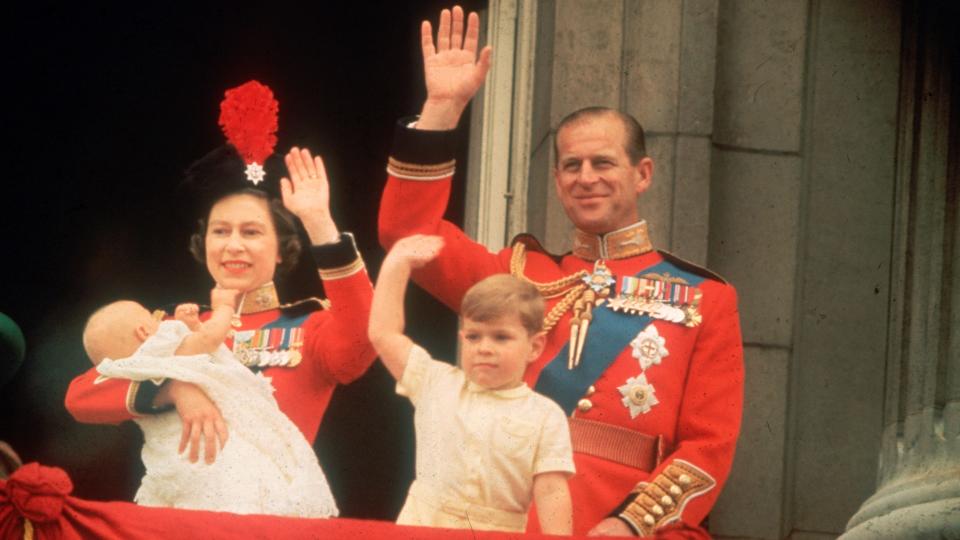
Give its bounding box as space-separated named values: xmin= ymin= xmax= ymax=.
xmin=125 ymin=381 xmax=141 ymax=416
xmin=318 ymin=258 xmax=365 ymax=281
xmin=619 ymin=460 xmax=716 ymax=535
xmin=386 ymin=157 xmax=456 ymax=180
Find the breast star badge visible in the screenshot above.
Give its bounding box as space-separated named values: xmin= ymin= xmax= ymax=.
xmin=244 ymin=162 xmax=266 ymax=185
xmin=618 ymin=374 xmax=659 ymax=418
xmin=630 ymin=324 xmax=668 ymax=371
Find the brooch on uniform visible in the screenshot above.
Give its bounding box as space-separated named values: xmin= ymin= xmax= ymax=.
xmin=630 ymin=324 xmax=668 ymax=370
xmin=616 ymin=324 xmax=668 ymax=417
xmin=606 ymin=273 xmax=702 ymax=327
xmin=232 ymin=327 xmax=304 ymax=368
xmin=618 ymin=373 xmax=659 ymax=418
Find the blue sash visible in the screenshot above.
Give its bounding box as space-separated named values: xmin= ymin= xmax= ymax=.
xmin=262 ymin=312 xmax=310 ymax=330
xmin=534 ymin=261 xmax=704 ymax=415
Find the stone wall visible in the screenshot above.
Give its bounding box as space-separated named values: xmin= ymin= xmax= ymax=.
xmin=841 ymin=1 xmax=960 ymax=538
xmin=517 ymin=1 xmax=924 ymax=537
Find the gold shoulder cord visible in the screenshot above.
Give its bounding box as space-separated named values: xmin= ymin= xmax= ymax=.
xmin=509 ymin=243 xmax=588 ymax=334
xmin=510 ymin=243 xmax=614 ymax=368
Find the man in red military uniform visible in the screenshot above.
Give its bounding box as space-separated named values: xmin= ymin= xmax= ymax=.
xmin=378 ymin=7 xmax=743 ymax=537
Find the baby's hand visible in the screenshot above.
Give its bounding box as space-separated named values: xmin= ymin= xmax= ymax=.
xmin=175 ymin=303 xmax=202 ymax=331
xmin=211 ymin=287 xmax=240 ymax=311
xmin=388 ymin=234 xmax=444 ymax=269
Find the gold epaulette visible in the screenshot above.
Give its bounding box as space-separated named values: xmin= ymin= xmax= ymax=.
xmin=657 ymin=250 xmax=728 ymax=284
xmin=509 ymin=239 xmax=589 ymax=333
xmin=281 ymin=297 xmax=330 ymax=313
xmin=509 ymin=233 xmax=560 ymax=260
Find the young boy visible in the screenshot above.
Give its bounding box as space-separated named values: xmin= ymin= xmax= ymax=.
xmin=83 ymin=287 xmax=338 ymax=518
xmin=369 ymin=234 xmax=574 ymax=534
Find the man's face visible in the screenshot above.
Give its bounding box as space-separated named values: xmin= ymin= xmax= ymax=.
xmin=554 ymin=114 xmax=653 ymax=235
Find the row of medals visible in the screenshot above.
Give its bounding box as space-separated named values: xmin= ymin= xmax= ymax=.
xmin=219 ymin=264 xmax=702 ymax=371
xmin=567 ymin=261 xmax=702 ymax=370
xmin=228 ymin=320 xmax=303 ymax=368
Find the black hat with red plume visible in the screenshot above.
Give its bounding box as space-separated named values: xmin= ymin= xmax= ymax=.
xmin=180 ymin=81 xmax=281 ymax=217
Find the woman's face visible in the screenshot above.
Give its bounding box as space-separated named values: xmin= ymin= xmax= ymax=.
xmin=205 ymin=194 xmax=280 ymax=292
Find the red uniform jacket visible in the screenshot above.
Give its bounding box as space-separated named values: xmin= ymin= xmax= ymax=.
xmin=379 ymin=122 xmax=743 ymax=537
xmin=65 ymin=236 xmax=376 ymax=445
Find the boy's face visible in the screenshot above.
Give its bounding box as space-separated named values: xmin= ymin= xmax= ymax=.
xmin=459 ymin=313 xmax=545 ymax=390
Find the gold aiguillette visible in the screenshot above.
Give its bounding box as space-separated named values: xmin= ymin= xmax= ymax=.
xmin=568 ymin=261 xmax=615 ymax=369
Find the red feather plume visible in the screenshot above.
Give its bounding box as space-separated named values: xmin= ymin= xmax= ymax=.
xmin=218 ymin=80 xmax=279 ymax=166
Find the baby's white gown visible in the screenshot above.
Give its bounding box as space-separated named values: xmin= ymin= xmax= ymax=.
xmin=97 ymin=320 xmax=338 ymax=518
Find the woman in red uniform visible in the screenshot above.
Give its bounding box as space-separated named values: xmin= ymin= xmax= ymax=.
xmin=65 ymin=82 xmax=376 ymax=464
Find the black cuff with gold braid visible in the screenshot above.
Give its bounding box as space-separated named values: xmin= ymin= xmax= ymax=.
xmin=392 ymin=116 xmax=457 ymax=164
xmin=387 ymin=116 xmax=457 ymax=181
xmin=133 ymin=379 xmax=173 ymax=415
xmin=616 ymin=460 xmax=717 ymax=536
xmin=311 ymin=232 xmax=365 ymax=280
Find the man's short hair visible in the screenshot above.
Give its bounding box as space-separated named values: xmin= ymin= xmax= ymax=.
xmin=554 ymin=106 xmax=647 ymax=165
xmin=461 ymin=274 xmax=545 ymax=335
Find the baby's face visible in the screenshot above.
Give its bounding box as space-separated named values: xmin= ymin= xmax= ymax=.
xmin=103 ymin=303 xmax=159 ymax=357
xmin=458 ymin=314 xmax=541 ymax=390
xmin=128 ymin=304 xmax=160 ymax=337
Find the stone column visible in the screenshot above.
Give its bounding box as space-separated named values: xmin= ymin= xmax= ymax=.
xmin=711 ymin=1 xmax=903 ymax=537
xmin=841 ymin=2 xmax=960 ymax=538
xmin=707 ymin=1 xmax=807 ymax=537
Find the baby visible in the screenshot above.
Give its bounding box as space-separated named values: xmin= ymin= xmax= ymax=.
xmin=369 ymin=234 xmax=574 ymax=534
xmin=82 ymin=287 xmax=337 ymax=518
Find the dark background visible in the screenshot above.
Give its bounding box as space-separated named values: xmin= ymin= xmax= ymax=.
xmin=0 ymin=1 xmax=484 ymax=520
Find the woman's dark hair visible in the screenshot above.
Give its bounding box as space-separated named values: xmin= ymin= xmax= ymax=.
xmin=188 ymin=188 xmax=302 ymax=276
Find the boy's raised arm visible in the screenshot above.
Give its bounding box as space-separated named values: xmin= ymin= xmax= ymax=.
xmin=369 ymin=235 xmax=444 ymax=380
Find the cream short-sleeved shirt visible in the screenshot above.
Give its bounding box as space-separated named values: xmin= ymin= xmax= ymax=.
xmin=396 ymin=344 xmax=575 ymax=531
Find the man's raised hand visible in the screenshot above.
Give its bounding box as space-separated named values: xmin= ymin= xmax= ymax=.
xmin=418 ymin=6 xmax=492 ymax=130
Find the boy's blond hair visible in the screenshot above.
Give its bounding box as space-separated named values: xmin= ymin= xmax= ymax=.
xmin=461 ymin=274 xmax=544 ymax=335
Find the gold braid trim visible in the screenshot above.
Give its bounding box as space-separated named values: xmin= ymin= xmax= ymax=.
xmin=318 ymin=258 xmax=365 ymax=281
xmin=509 ymin=243 xmax=589 ymax=332
xmin=125 ymin=381 xmax=141 ymax=416
xmin=543 ymin=284 xmax=586 ymax=333
xmin=619 ymin=459 xmax=716 ymax=535
xmin=386 ymin=157 xmax=456 ymax=180
xmin=509 ymin=243 xmax=588 ymax=297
